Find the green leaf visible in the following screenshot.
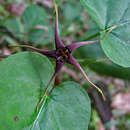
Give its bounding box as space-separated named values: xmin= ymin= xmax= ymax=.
xmin=0 ymin=52 xmax=54 ymax=130
xmin=63 ymin=1 xmax=82 ymax=21
xmin=1 ymin=5 xmax=51 ymax=45
xmin=3 ymin=18 xmax=24 ymax=39
xmin=75 ymin=20 xmax=105 ymax=60
xmin=89 ymin=62 xmax=130 ymax=80
xmin=76 ymin=43 xmax=105 ymax=60
xmin=21 ymin=5 xmax=49 ymax=44
xmin=56 ymin=0 xmax=62 ymax=6
xmin=22 ymin=5 xmax=48 ymax=29
xmin=76 ymin=41 xmax=130 ymax=80
xmin=0 ymin=52 xmax=91 ymax=129
xmin=80 ymin=0 xmax=130 ymax=67
xmin=32 ymin=82 xmax=91 ymax=130
xmin=28 ymin=27 xmax=54 ymax=45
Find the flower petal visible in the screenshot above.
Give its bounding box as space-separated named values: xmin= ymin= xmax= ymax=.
xmin=68 ymin=55 xmax=106 ymax=100
xmin=68 ymin=40 xmax=98 ymax=52
xmin=37 ymin=60 xmax=64 ymax=111
xmin=53 ymin=0 xmax=65 ymax=49
xmin=10 ymin=45 xmax=56 ymax=58
xmin=68 ymin=25 xmax=120 ymax=52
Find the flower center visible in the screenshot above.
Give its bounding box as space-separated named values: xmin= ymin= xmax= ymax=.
xmin=56 ymin=47 xmax=71 ymax=62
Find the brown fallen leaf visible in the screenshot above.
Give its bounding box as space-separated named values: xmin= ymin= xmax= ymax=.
xmin=6 ymin=4 xmax=25 ymax=17
xmin=111 ymin=93 xmax=130 ymax=114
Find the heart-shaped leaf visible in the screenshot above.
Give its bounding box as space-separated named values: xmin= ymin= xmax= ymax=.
xmin=0 ymin=52 xmax=91 ymax=129
xmin=80 ymin=0 xmax=130 ymax=67
xmin=32 ymin=82 xmax=91 ymax=130
xmin=0 ymin=52 xmax=54 ymax=130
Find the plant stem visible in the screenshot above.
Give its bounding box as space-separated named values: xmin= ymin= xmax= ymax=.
xmin=85 ymin=32 xmax=100 ymax=41
xmin=83 ymin=26 xmax=120 ymax=41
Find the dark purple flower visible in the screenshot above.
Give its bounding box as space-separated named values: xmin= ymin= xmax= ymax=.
xmin=12 ymin=1 xmax=119 ymax=111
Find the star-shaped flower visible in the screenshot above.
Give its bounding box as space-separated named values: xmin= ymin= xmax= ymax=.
xmin=12 ymin=0 xmax=119 ymax=111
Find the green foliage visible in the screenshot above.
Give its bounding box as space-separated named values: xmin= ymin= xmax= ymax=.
xmin=63 ymin=1 xmax=82 ymax=21
xmin=76 ymin=23 xmax=130 ymax=79
xmin=0 ymin=52 xmax=91 ymax=129
xmin=80 ymin=0 xmax=130 ymax=67
xmin=21 ymin=5 xmax=51 ymax=44
xmin=76 ymin=42 xmax=130 ymax=80
xmin=56 ymin=0 xmax=62 ymax=6
xmin=2 ymin=5 xmax=53 ymax=45
xmin=89 ymin=62 xmax=130 ymax=80
xmin=1 ymin=0 xmax=130 ymax=129
xmin=22 ymin=5 xmax=48 ymax=29
xmin=0 ymin=52 xmax=54 ymax=129
xmin=32 ymin=82 xmax=91 ymax=130
xmin=3 ymin=18 xmax=24 ymax=39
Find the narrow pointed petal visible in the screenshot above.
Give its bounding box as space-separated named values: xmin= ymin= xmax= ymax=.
xmin=37 ymin=61 xmax=64 ymax=111
xmin=68 ymin=40 xmax=98 ymax=52
xmin=68 ymin=25 xmax=120 ymax=52
xmin=44 ymin=60 xmax=64 ymax=93
xmin=53 ymin=0 xmax=64 ymax=49
xmin=68 ymin=55 xmax=105 ymax=100
xmin=10 ymin=45 xmax=56 ymax=58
